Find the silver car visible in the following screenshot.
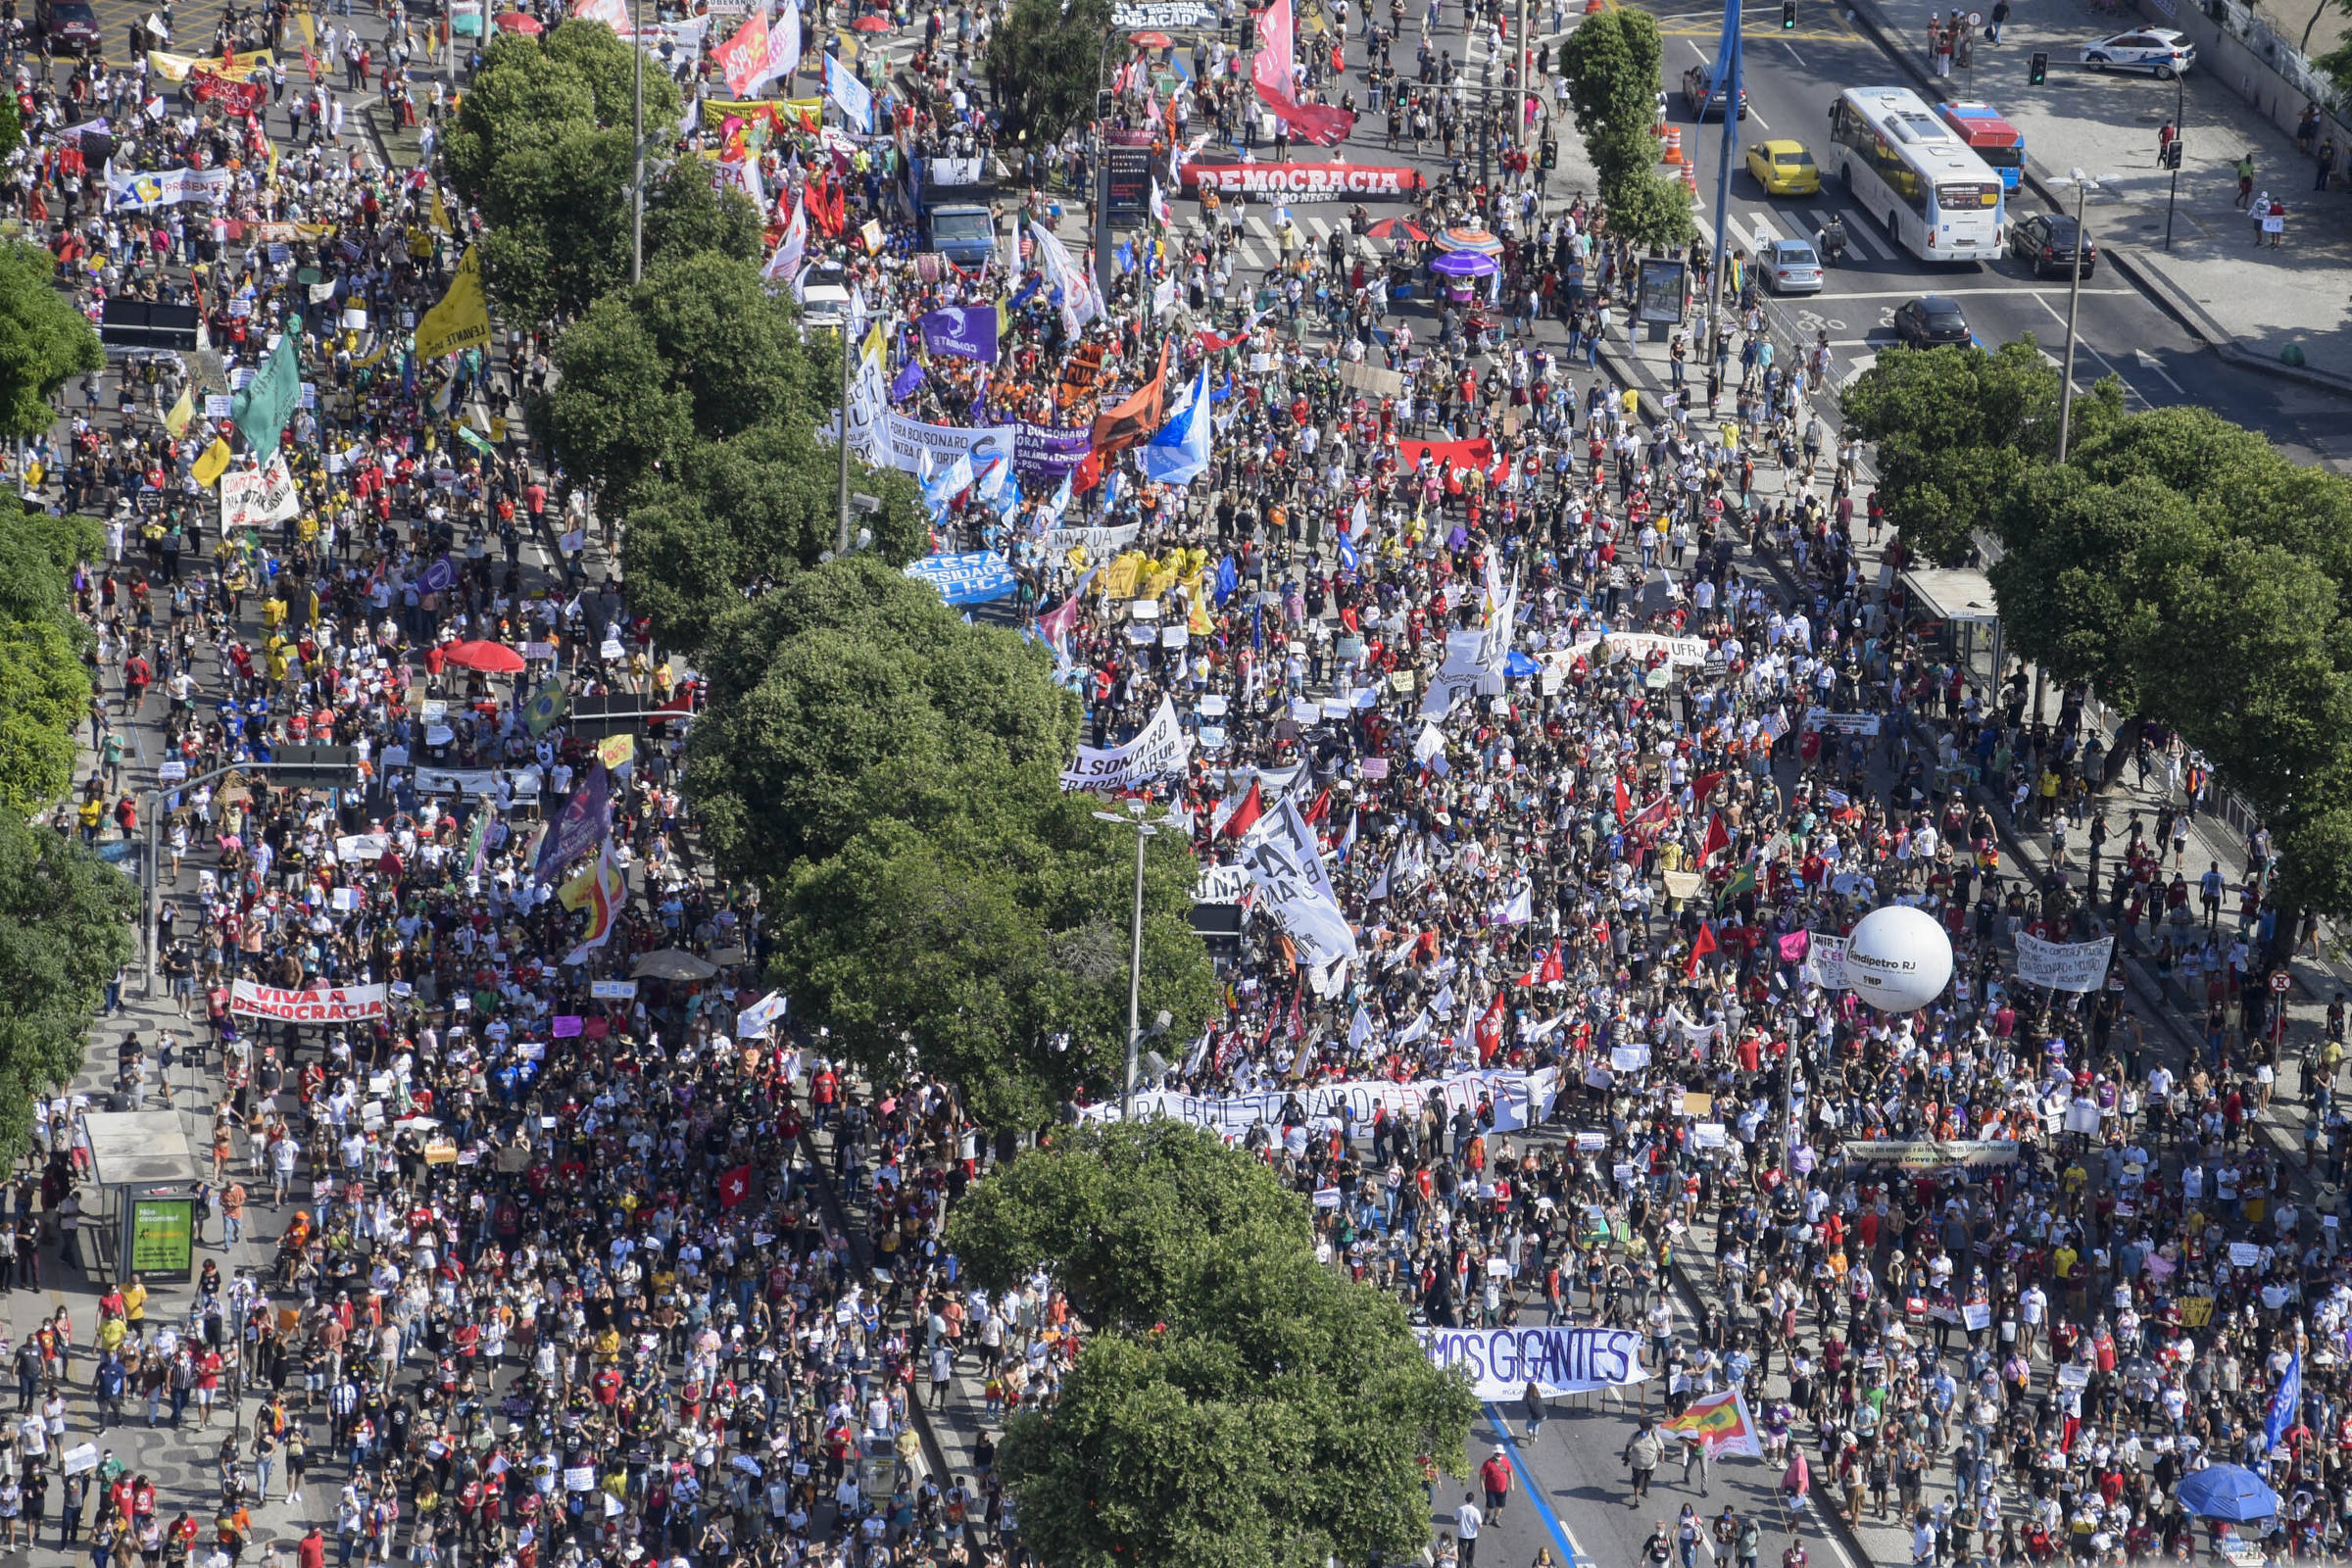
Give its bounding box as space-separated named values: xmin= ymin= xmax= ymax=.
xmin=1758 ymin=238 xmax=1824 ymax=294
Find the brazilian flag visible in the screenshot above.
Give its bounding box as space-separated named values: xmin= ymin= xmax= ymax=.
xmin=1718 ymin=861 xmax=1757 ymax=907
xmin=522 ymin=675 xmax=569 ymax=738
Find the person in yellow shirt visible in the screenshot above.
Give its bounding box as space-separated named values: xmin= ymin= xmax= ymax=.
xmin=121 ymin=1277 xmax=147 ymax=1330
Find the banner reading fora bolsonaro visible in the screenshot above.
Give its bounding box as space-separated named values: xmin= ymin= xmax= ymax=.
xmin=1415 ymin=1326 xmax=1650 ymax=1399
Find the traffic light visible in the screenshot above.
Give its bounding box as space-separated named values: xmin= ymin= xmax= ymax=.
xmin=1542 ymin=137 xmax=1557 ymax=170
xmin=267 ymin=746 xmax=360 ymax=789
xmin=2165 ymin=137 xmax=2184 ymax=170
xmin=2029 ymin=50 xmax=2048 ymax=83
xmin=1781 ymin=0 xmax=1796 ymax=25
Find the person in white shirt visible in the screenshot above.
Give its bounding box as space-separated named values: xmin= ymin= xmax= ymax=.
xmin=1453 ymin=1494 xmax=1483 ymax=1568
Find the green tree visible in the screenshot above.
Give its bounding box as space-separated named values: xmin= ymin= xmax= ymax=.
xmin=987 ymin=0 xmax=1116 ymax=147
xmin=639 ymin=162 xmax=767 ymax=270
xmin=685 ymin=556 xmax=1082 ymax=873
xmin=0 ymin=95 xmax=21 ymax=164
xmin=1554 ymin=8 xmax=1693 ymax=243
xmin=441 ymin=22 xmax=683 ymax=321
xmin=1601 ymin=169 xmax=1699 ymax=250
xmin=961 ymin=1129 xmax=1479 ymax=1568
xmin=1840 ymin=338 xmax=2119 ymax=564
xmin=948 ymin=1121 xmax=1314 ymax=1329
xmin=0 ymin=816 xmax=135 ymax=1155
xmin=0 ymin=619 xmax=92 ymax=819
xmin=1985 ymin=467 xmax=2211 ymax=709
xmin=0 ymin=243 xmax=104 ymax=440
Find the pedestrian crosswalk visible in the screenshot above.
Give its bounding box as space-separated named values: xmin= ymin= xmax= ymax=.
xmin=1732 ymin=206 xmax=1895 ymax=264
xmin=1185 ymin=209 xmax=1360 ymax=273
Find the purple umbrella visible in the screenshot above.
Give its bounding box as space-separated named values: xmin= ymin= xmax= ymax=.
xmin=1431 ymin=249 xmax=1498 ymax=278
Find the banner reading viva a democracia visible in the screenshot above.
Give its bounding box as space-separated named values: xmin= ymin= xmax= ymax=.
xmin=229 ymin=981 xmax=389 ymax=1022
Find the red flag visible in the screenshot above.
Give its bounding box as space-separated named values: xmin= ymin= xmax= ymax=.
xmin=1613 ymin=775 xmax=1631 ymax=824
xmin=1701 ymin=810 xmax=1731 ymax=860
xmin=1475 ymin=994 xmax=1506 ymax=1063
xmin=1300 ymin=786 xmax=1331 ymax=825
xmin=1218 ymin=778 xmax=1264 ymax=839
xmin=1286 ymin=990 xmax=1305 ymax=1041
xmin=1690 ymin=770 xmax=1724 ymax=805
xmin=1540 ymin=944 xmax=1564 ymax=986
xmin=1071 ymin=447 xmax=1105 ymax=495
xmin=1684 ymin=921 xmax=1719 ymax=979
xmin=1253 ymin=83 xmax=1357 ymax=146
xmin=717 ymin=1164 xmax=755 ymax=1207
xmin=1090 ymin=340 xmax=1173 ymax=456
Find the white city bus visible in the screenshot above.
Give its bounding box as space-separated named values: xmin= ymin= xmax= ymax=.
xmin=1825 ymin=85 xmax=2006 ymax=262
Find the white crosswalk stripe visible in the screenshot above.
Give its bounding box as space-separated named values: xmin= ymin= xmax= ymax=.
xmin=1800 ymin=207 xmax=1886 ymax=263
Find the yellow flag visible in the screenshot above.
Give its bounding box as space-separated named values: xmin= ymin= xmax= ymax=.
xmin=556 ymin=858 xmax=602 ymax=913
xmin=164 ymin=386 xmax=195 ymax=440
xmin=430 ymin=185 xmax=452 ymax=234
xmin=191 ymin=438 xmax=232 ymax=488
xmin=595 ymin=732 xmax=637 ymax=772
xmin=415 ymin=245 xmax=492 ymax=361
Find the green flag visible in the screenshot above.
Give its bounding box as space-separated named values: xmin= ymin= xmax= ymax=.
xmin=1719 ymin=862 xmax=1757 ymax=906
xmin=523 ymin=675 xmax=569 ymax=738
xmin=231 ymin=316 xmax=303 ymax=460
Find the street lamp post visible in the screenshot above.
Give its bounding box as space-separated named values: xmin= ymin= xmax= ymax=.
xmin=631 ymin=0 xmax=644 ymax=285
xmin=1092 ymin=800 xmax=1174 ymax=1117
xmin=2164 ymin=72 xmax=2185 ymax=251
xmin=2052 ymin=169 xmax=2118 ymax=464
xmin=1703 ymin=0 xmax=1744 ymax=408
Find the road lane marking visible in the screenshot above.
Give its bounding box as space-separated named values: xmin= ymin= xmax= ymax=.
xmin=1783 ymin=38 xmax=1808 ymax=65
xmin=2135 ymin=348 xmax=2187 ymax=394
xmin=1480 ymin=1402 xmax=1594 ymax=1568
xmin=1822 ymin=286 xmax=2134 ymax=297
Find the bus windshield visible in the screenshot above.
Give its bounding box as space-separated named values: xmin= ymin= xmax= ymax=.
xmin=1975 ymin=142 xmax=2024 ymax=169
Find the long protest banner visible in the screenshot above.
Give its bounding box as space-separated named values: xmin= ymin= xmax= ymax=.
xmin=230 ymin=981 xmax=389 ymax=1023
xmin=904 ymin=551 xmax=1016 ymax=606
xmin=1177 ymin=162 xmax=1427 ymax=199
xmin=1061 ymin=696 xmax=1191 ymax=793
xmin=1416 ymin=1326 xmax=1648 ymax=1399
xmin=1084 ymin=1067 xmax=1561 ymax=1136
xmin=108 ymin=167 xmax=235 ymax=210
xmin=1841 ymin=1139 xmax=2020 ymax=1168
xmin=2014 ymin=932 xmax=2115 ymax=993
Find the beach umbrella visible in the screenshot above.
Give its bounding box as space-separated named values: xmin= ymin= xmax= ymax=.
xmin=1430 ymin=249 xmax=1497 ymax=278
xmin=1435 ymin=225 xmax=1501 ymax=255
xmin=1129 ymin=28 xmax=1173 ymax=46
xmin=851 ymin=14 xmax=893 ymax=28
xmin=2176 ymin=1465 xmax=2280 ymax=1522
xmin=633 ymin=949 xmax=720 ymax=981
xmin=493 ymin=11 xmax=543 ymax=31
xmin=441 ymin=640 xmax=527 ymax=673
xmin=1365 ymin=217 xmax=1429 ymax=241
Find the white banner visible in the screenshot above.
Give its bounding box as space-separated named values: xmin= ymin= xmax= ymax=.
xmin=108 ymin=166 xmax=234 ymax=210
xmin=1037 ymin=522 xmax=1142 ymax=556
xmin=1802 ymin=931 xmax=1849 ymax=990
xmin=1194 ymin=863 xmax=1252 ymax=905
xmin=1804 ymin=708 xmax=1884 ymax=736
xmin=1414 ymin=1326 xmax=1649 ymax=1398
xmin=1240 ymin=795 xmax=1358 ymax=984
xmin=2014 ymin=932 xmax=2115 ymax=993
xmin=1086 ymin=1068 xmax=1560 ymax=1137
xmin=1062 ymin=696 xmax=1192 ymax=793
xmin=333 ymin=832 xmax=390 ymax=862
xmin=229 ymin=981 xmax=389 ymax=1023
xmin=1111 ymin=0 xmax=1219 ymax=24
xmin=414 ymin=766 xmax=543 ymax=800
xmin=220 ymin=454 xmax=301 ymax=528
xmin=1603 ymin=632 xmax=1709 ymax=667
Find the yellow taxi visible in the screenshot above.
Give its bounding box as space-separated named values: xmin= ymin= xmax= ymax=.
xmin=1744 ymin=139 xmax=1822 ymax=197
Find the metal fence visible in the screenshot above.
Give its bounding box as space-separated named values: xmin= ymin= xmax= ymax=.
xmin=2204 ymin=0 xmax=2346 ymax=117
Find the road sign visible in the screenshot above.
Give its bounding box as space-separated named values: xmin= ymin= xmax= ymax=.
xmin=1966 ymin=10 xmax=1982 ymax=24
xmin=2271 ymin=969 xmax=2293 ymax=994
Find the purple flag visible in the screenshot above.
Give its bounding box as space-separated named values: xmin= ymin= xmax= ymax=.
xmin=891 ymin=357 xmax=927 ymax=400
xmin=532 ymin=760 xmax=612 ymax=886
xmin=917 ymin=305 xmax=1000 ymax=363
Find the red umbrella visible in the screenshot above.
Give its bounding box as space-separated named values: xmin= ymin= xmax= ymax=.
xmin=493 ymin=10 xmax=543 ymax=30
xmin=851 ymin=14 xmax=892 ymax=29
xmin=1128 ymin=28 xmax=1172 ymax=46
xmin=441 ymin=640 xmax=527 ymax=674
xmin=1366 ymin=217 xmax=1430 ymax=241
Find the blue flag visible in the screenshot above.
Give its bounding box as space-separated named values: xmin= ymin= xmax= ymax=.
xmin=1337 ymin=530 xmax=1358 ymax=572
xmin=1214 ymin=554 xmax=1239 ymax=606
xmin=891 ymin=358 xmax=927 ymax=400
xmin=2268 ymin=1350 xmax=2301 ymax=1450
xmin=918 ymin=305 xmax=1001 ymax=363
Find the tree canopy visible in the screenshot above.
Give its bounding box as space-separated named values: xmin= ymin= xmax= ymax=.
xmin=1555 ymin=10 xmax=1694 ymax=251
xmin=954 ymin=1125 xmax=1479 ymax=1568
xmin=986 ymin=0 xmax=1115 ymax=147
xmin=442 ymin=21 xmax=689 ymax=322
xmin=0 ymin=243 xmax=104 ymax=441
xmin=1854 ymin=343 xmax=2352 ymax=922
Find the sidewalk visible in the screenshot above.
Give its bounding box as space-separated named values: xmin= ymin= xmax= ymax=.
xmin=1842 ymin=0 xmax=2352 ymax=388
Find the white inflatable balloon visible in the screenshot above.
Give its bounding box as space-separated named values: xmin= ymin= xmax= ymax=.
xmin=1842 ymin=905 xmax=1954 ymax=1013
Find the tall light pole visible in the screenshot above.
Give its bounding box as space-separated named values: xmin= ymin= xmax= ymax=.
xmin=1092 ymin=800 xmax=1174 ymax=1117
xmin=2163 ymin=72 xmax=2185 ymax=251
xmin=2052 ymin=169 xmax=2117 ymax=464
xmin=1703 ymin=0 xmax=1743 ymax=404
xmin=630 ymin=0 xmax=644 ymax=284
xmin=837 ymin=316 xmax=855 ymax=553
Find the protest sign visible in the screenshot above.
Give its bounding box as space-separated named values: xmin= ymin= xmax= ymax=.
xmin=229 ymin=981 xmax=389 ymax=1023
xmin=1414 ymin=1326 xmax=1648 ymax=1398
xmin=1061 ymin=696 xmax=1192 ymax=793
xmin=904 ymin=551 xmax=1016 ymax=606
xmin=2014 ymin=933 xmax=2115 ymax=993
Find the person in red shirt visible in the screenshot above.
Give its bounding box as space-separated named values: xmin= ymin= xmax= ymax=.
xmin=296 ymin=1525 xmax=326 ymax=1568
xmin=1478 ymin=1449 xmax=1512 ymax=1521
xmin=195 ymin=1348 xmax=223 ymax=1427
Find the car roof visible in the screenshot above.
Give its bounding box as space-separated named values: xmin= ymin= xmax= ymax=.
xmin=1773 ymin=239 xmax=1815 ymax=255
xmin=1756 ymin=138 xmax=1804 ymax=154
xmin=1914 ymin=296 xmax=1966 ymax=313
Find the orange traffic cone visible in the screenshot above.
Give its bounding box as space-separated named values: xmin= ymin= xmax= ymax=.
xmin=1663 ymin=126 xmax=1684 ymax=165
xmin=1683 ymin=161 xmax=1698 ymax=194
xmin=1584 ymin=0 xmax=1605 ymax=15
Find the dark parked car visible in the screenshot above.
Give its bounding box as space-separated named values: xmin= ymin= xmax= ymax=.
xmin=35 ymin=0 xmax=103 ymax=53
xmin=1893 ymin=295 xmax=1973 ymax=348
xmin=1681 ymin=63 xmax=1749 ymax=121
xmin=2009 ymin=212 xmax=2098 ymax=278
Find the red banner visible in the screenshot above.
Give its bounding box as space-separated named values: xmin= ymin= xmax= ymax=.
xmin=1396 ymin=437 xmax=1494 ymax=472
xmin=1255 ymin=82 xmax=1356 ymax=147
xmin=187 ymin=67 xmax=267 ymax=115
xmin=1179 ymin=161 xmax=1426 ymax=200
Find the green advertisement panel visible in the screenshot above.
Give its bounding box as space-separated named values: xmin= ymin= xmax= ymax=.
xmin=125 ymin=1198 xmax=194 ymax=1278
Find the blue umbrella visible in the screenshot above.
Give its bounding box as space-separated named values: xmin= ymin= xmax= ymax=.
xmin=2176 ymin=1464 xmax=2280 ymax=1522
xmin=1430 ymin=249 xmax=1497 ymax=278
